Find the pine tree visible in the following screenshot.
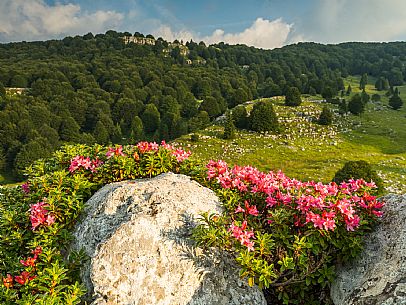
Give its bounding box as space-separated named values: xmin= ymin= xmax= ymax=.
xmin=232 ymin=106 xmax=249 ymax=129
xmin=249 ymin=102 xmax=279 ymax=133
xmin=348 ymin=94 xmax=365 ymax=115
xmin=346 ymin=84 xmax=352 ymax=96
xmin=359 ymin=73 xmax=368 ymax=90
xmin=361 ymin=89 xmax=370 ymax=105
xmin=389 ymin=92 xmax=403 ymax=110
xmin=223 ymin=111 xmax=236 ymax=139
xmin=318 ymin=106 xmax=333 ymax=125
xmin=338 ymin=99 xmax=348 ymax=115
xmin=0 ymin=81 xmax=5 ymax=98
xmin=285 ymin=87 xmax=302 ymax=106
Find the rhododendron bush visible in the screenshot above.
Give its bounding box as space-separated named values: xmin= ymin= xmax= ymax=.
xmin=0 ymin=142 xmax=192 ymax=304
xmin=0 ymin=142 xmax=384 ymax=305
xmin=193 ymin=160 xmax=384 ymax=304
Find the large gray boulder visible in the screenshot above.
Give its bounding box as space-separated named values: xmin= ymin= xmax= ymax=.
xmin=72 ymin=173 xmax=266 ymax=305
xmin=331 ymin=194 xmax=406 ymax=305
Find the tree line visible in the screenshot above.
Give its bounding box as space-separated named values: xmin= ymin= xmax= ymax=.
xmin=1 ymin=30 xmax=406 ymax=180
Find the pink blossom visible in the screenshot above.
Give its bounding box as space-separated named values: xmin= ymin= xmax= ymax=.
xmin=29 ymin=201 xmax=55 ymax=230
xmin=106 ymin=145 xmax=126 ymax=158
xmin=136 ymin=142 xmax=150 ymax=153
xmin=160 ymin=140 xmax=175 ymax=150
xmin=229 ymin=221 xmax=255 ymax=251
xmin=206 ymin=160 xmax=384 ymax=233
xmin=69 ymin=155 xmax=102 ymax=173
xmin=244 ymin=201 xmax=259 ymax=216
xmin=171 ymin=148 xmax=192 ymax=162
xmin=235 ymin=205 xmax=245 ymax=213
xmin=21 ymin=182 xmax=30 ymax=194
xmin=149 ymin=142 xmax=159 ymax=151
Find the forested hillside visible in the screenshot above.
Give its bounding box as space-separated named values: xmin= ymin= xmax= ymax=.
xmin=1 ymin=30 xmax=406 ymax=180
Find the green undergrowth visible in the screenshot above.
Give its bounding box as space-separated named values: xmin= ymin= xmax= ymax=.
xmin=0 ymin=142 xmax=384 ymax=305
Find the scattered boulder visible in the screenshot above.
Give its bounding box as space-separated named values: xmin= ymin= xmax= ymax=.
xmin=72 ymin=173 xmax=266 ymax=305
xmin=331 ymin=194 xmax=406 ymax=305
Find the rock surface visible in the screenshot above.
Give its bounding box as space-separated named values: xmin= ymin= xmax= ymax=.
xmin=72 ymin=173 xmax=266 ymax=305
xmin=331 ymin=194 xmax=406 ymax=305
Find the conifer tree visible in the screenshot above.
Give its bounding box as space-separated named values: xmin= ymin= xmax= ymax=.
xmin=249 ymin=101 xmax=279 ymax=133
xmin=338 ymin=99 xmax=348 ymax=115
xmin=348 ymin=93 xmax=365 ymax=115
xmin=318 ymin=106 xmax=333 ymax=125
xmin=346 ymin=84 xmax=352 ymax=96
xmin=223 ymin=111 xmax=236 ymax=139
xmin=285 ymin=87 xmax=302 ymax=106
xmin=389 ymin=91 xmax=403 ymax=110
xmin=359 ymin=73 xmax=368 ymax=90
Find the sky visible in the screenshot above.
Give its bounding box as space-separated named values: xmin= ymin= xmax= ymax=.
xmin=1 ymin=0 xmax=406 ymax=49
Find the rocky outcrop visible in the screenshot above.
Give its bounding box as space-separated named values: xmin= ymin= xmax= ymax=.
xmin=331 ymin=194 xmax=406 ymax=305
xmin=72 ymin=173 xmax=266 ymax=305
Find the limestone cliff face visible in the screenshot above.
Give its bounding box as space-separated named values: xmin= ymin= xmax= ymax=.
xmin=71 ymin=173 xmax=266 ymax=305
xmin=331 ymin=194 xmax=406 ymax=305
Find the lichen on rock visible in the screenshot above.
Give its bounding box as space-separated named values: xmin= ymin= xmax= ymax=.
xmin=72 ymin=172 xmax=266 ymax=305
xmin=331 ymin=194 xmax=406 ymax=305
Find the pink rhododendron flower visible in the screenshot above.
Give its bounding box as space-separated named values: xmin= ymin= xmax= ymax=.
xmin=235 ymin=205 xmax=245 ymax=213
xmin=69 ymin=155 xmax=102 ymax=173
xmin=3 ymin=274 xmax=13 ymax=288
xmin=136 ymin=142 xmax=150 ymax=153
xmin=29 ymin=201 xmax=55 ymax=230
xmin=106 ymin=145 xmax=126 ymax=158
xmin=171 ymin=148 xmax=191 ymax=162
xmin=206 ymin=160 xmax=385 ymax=233
xmin=14 ymin=271 xmax=36 ymax=285
xmin=21 ymin=182 xmax=30 ymax=194
xmin=244 ymin=201 xmax=259 ymax=216
xmin=229 ymin=220 xmax=255 ymax=251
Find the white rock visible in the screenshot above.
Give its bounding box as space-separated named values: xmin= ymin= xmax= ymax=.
xmin=72 ymin=173 xmax=266 ymax=305
xmin=331 ymin=194 xmax=406 ymax=305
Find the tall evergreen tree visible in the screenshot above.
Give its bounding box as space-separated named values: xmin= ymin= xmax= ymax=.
xmin=223 ymin=111 xmax=236 ymax=139
xmin=346 ymin=84 xmax=352 ymax=96
xmin=359 ymin=73 xmax=368 ymax=90
xmin=0 ymin=81 xmax=5 ymax=98
xmin=285 ymin=87 xmax=302 ymax=106
xmin=389 ymin=91 xmax=403 ymax=110
xmin=338 ymin=99 xmax=348 ymax=115
xmin=249 ymin=101 xmax=279 ymax=133
xmin=348 ymin=93 xmax=365 ymax=115
xmin=232 ymin=105 xmax=249 ymax=129
xmin=318 ymin=106 xmax=333 ymax=125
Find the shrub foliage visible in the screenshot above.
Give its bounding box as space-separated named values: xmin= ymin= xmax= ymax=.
xmin=0 ymin=144 xmax=384 ymax=305
xmin=0 ymin=142 xmax=193 ymax=304
xmin=333 ymin=160 xmax=385 ymax=195
xmin=193 ymin=160 xmax=384 ymax=304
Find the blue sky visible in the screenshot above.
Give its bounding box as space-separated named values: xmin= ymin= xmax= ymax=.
xmin=1 ymin=0 xmax=406 ymax=48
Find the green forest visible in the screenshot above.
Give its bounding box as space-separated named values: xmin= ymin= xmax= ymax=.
xmin=1 ymin=30 xmax=406 ymax=180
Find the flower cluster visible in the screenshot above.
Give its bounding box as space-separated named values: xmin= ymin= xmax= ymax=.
xmin=229 ymin=220 xmax=255 ymax=251
xmin=206 ymin=160 xmax=384 ymax=250
xmin=106 ymin=145 xmax=126 ymax=158
xmin=29 ymin=201 xmax=55 ymax=230
xmin=136 ymin=141 xmax=192 ymax=162
xmin=21 ymin=182 xmax=30 ymax=194
xmin=69 ymin=155 xmax=103 ymax=173
xmin=3 ymin=247 xmax=42 ymax=288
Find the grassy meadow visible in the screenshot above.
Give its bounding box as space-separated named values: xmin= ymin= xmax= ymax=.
xmin=174 ymin=77 xmax=406 ymax=194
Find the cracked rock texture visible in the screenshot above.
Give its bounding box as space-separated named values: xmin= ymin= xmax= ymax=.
xmin=331 ymin=194 xmax=406 ymax=305
xmin=72 ymin=172 xmax=266 ymax=305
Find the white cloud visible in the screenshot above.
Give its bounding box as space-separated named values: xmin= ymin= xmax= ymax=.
xmin=153 ymin=17 xmax=294 ymax=49
xmin=302 ymin=0 xmax=406 ymax=43
xmin=204 ymin=18 xmax=293 ymax=49
xmin=0 ymin=0 xmax=124 ymax=42
xmin=152 ymin=25 xmax=195 ymax=43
